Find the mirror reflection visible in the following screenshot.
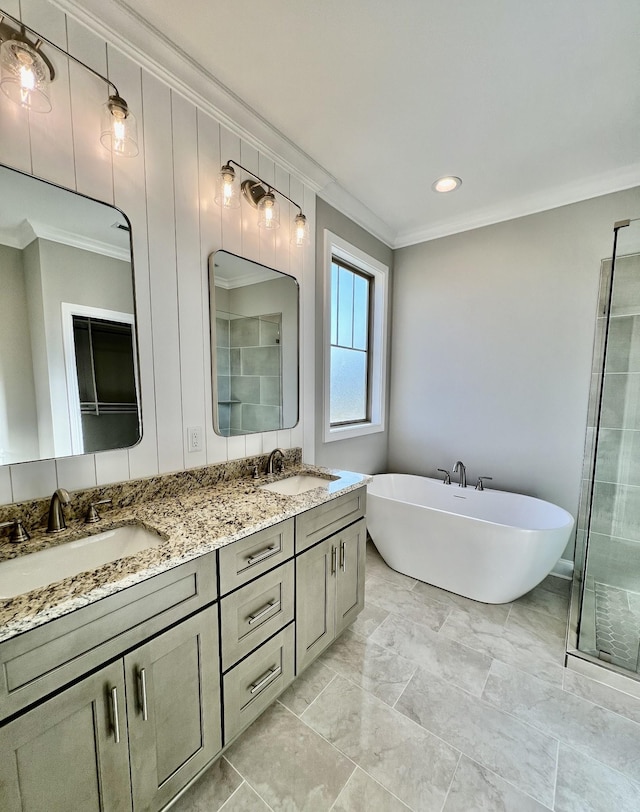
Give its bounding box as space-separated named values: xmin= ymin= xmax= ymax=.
xmin=209 ymin=251 xmax=299 ymax=437
xmin=0 ymin=164 xmax=141 ymax=466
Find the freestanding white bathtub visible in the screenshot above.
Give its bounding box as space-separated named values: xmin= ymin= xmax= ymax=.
xmin=367 ymin=474 xmax=574 ymax=604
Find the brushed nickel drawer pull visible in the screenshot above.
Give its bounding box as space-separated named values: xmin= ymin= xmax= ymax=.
xmin=331 ymin=545 xmax=337 ymax=575
xmin=139 ymin=668 xmax=149 ymax=721
xmin=246 ymin=544 xmax=279 ymax=566
xmin=110 ymin=686 xmax=120 ymax=743
xmin=248 ymin=600 xmax=281 ymax=625
xmin=249 ymin=665 xmax=281 ymax=695
xmin=340 ymin=540 xmax=346 ymax=572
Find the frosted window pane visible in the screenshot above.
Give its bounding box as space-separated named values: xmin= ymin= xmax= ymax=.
xmin=330 ymin=347 xmax=367 ymax=423
xmin=353 ymin=273 xmax=369 ymax=350
xmin=331 ymin=263 xmax=338 ymax=345
xmin=337 ymin=266 xmax=354 ymax=347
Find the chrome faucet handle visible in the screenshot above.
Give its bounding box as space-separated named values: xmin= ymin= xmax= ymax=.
xmin=0 ymin=518 xmax=30 ymax=543
xmin=476 ymin=477 xmax=493 ymax=491
xmin=437 ymin=469 xmax=451 ymax=485
xmin=85 ymin=498 xmax=112 ymax=524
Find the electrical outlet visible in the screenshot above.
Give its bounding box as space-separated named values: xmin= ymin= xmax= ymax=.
xmin=188 ymin=426 xmax=203 ymax=452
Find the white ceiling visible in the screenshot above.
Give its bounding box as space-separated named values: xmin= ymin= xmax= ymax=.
xmin=70 ymin=0 xmax=640 ymax=247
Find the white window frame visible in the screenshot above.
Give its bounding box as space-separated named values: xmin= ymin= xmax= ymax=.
xmin=323 ymin=230 xmax=389 ymax=443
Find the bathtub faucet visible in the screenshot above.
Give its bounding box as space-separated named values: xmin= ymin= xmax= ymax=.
xmin=452 ymin=460 xmax=467 ymax=488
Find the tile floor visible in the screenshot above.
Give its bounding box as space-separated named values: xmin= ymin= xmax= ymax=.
xmin=171 ymin=543 xmax=640 ymax=812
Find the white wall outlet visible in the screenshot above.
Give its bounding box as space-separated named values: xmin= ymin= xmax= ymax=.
xmin=188 ymin=426 xmax=203 ymax=453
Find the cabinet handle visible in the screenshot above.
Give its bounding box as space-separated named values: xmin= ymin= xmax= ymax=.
xmin=248 ymin=600 xmax=281 ymax=625
xmin=249 ymin=665 xmax=281 ymax=695
xmin=331 ymin=545 xmax=337 ymax=575
xmin=138 ymin=668 xmax=149 ymax=721
xmin=340 ymin=540 xmax=346 ymax=572
xmin=110 ymin=686 xmax=120 ymax=743
xmin=246 ymin=544 xmax=279 ymax=566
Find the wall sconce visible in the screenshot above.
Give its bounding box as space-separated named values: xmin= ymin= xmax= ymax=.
xmin=214 ymin=159 xmax=309 ymax=246
xmin=0 ymin=11 xmax=138 ymax=157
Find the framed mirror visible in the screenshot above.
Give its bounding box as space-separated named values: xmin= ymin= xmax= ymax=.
xmin=209 ymin=251 xmax=299 ymax=437
xmin=0 ymin=164 xmax=141 ymax=466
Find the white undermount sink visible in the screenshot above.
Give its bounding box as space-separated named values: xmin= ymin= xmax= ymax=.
xmin=0 ymin=525 xmax=162 ymax=599
xmin=260 ymin=474 xmax=334 ymax=496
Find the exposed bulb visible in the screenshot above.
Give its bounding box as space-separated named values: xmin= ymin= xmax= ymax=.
xmin=0 ymin=39 xmax=52 ymax=113
xmin=291 ymin=212 xmax=308 ymax=247
xmin=100 ymin=95 xmax=139 ymax=157
xmin=215 ymin=163 xmax=240 ymax=208
xmin=258 ymin=190 xmax=280 ymax=229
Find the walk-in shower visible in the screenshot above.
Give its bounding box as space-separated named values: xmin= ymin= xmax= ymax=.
xmin=570 ymin=217 xmax=640 ymax=684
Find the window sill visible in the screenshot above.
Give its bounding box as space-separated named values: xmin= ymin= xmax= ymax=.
xmin=324 ymin=421 xmax=385 ymax=443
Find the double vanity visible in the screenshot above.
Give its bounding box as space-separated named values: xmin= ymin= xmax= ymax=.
xmin=0 ymin=452 xmax=368 ymax=811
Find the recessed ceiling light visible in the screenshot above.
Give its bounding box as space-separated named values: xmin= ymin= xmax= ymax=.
xmin=432 ymin=176 xmax=462 ymax=193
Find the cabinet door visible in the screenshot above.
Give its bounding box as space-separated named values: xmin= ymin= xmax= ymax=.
xmin=336 ymin=518 xmax=367 ymax=637
xmin=0 ymin=660 xmax=131 ymax=812
xmin=296 ymin=537 xmax=336 ymax=673
xmin=125 ymin=605 xmax=221 ymax=812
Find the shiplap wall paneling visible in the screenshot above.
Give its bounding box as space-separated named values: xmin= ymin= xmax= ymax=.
xmin=240 ymin=142 xmax=261 ymax=266
xmin=108 ymin=44 xmax=157 ymax=483
xmin=22 ymin=0 xmax=75 ymax=188
xmin=195 ymin=109 xmax=227 ymax=466
xmin=298 ymin=182 xmax=316 ymax=459
xmin=66 ymin=17 xmax=113 ymax=204
xmin=219 ymin=127 xmax=242 ymax=258
xmin=141 ymin=70 xmax=183 ymax=474
xmin=171 ymin=91 xmax=207 ymax=470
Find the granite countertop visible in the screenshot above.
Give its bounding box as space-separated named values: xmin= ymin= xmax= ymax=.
xmin=0 ymin=463 xmax=370 ymax=643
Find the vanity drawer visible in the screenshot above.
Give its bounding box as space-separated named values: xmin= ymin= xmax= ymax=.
xmin=218 ymin=519 xmax=294 ymax=595
xmin=295 ymin=488 xmax=366 ymax=553
xmin=223 ymin=623 xmax=294 ymax=743
xmin=220 ymin=561 xmax=294 ymax=671
xmin=0 ymin=552 xmax=217 ymax=721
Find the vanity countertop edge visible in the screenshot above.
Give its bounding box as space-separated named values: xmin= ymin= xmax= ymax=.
xmin=0 ymin=464 xmax=370 ymax=643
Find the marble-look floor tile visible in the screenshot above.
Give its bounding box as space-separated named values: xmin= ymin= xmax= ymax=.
xmin=169 ymin=757 xmax=243 ymax=812
xmin=225 ymin=702 xmax=353 ymax=811
xmin=539 ymin=574 xmax=572 ymax=597
xmin=365 ymin=543 xmax=417 ymax=589
xmin=442 ymin=755 xmax=551 ymax=812
xmin=302 ymin=674 xmax=460 ymax=812
xmin=332 ymin=767 xmax=411 ymax=812
xmin=555 ymin=743 xmax=640 ymax=812
xmin=439 ymin=607 xmax=565 ymax=685
xmin=347 ymin=602 xmax=389 ymax=639
xmin=218 ymin=782 xmax=271 ymax=812
xmin=411 ymin=580 xmax=512 ymax=626
xmin=370 ymin=613 xmax=492 ymax=697
xmin=513 ymin=585 xmax=569 ymax=621
xmin=482 ymin=659 xmax=640 ymax=785
xmin=395 ymin=668 xmax=558 ymax=807
xmin=318 ymin=629 xmax=417 ymax=706
xmin=506 ymin=602 xmax=568 ymax=646
xmin=366 ymin=576 xmax=452 ymax=631
xmin=563 ymin=669 xmax=640 ymax=726
xmin=278 ymin=660 xmax=336 ymax=717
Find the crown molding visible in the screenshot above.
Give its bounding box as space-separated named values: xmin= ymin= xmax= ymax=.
xmin=394 ymin=163 xmax=640 ymax=249
xmin=31 ymin=220 xmax=130 ymax=261
xmin=50 ymin=0 xmax=396 ymax=248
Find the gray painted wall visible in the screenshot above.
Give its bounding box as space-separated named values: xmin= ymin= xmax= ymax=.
xmin=389 ymin=187 xmax=640 ymax=559
xmin=315 ymin=198 xmax=393 ymax=474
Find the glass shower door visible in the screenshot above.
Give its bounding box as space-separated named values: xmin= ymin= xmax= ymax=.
xmin=578 ymin=218 xmax=640 ymax=675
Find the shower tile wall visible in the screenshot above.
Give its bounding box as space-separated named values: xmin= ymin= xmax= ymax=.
xmin=217 ymin=314 xmax=282 ymax=435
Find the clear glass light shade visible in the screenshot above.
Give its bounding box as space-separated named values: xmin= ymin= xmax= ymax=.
xmin=214 ymin=164 xmax=240 ymax=208
xmin=100 ymin=95 xmax=139 ymax=157
xmin=257 ymin=191 xmax=280 ymax=230
xmin=291 ymin=213 xmax=308 ymax=247
xmin=0 ymin=39 xmax=51 ymax=112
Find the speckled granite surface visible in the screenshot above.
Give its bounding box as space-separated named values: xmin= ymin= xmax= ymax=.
xmin=0 ymin=454 xmax=369 ymax=643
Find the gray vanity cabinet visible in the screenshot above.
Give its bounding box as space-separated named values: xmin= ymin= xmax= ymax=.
xmin=296 ymin=513 xmax=367 ymax=673
xmin=0 ymin=605 xmax=221 ymax=812
xmin=125 ymin=605 xmax=221 ymax=811
xmin=0 ymin=660 xmax=132 ymax=812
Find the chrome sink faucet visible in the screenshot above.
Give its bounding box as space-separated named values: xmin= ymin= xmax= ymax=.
xmin=47 ymin=488 xmax=71 ymax=533
xmin=266 ymin=448 xmax=285 ymax=475
xmin=452 ymin=461 xmax=467 ymax=488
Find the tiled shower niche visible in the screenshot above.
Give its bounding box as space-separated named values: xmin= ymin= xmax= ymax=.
xmin=216 ymin=312 xmax=282 ymax=435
